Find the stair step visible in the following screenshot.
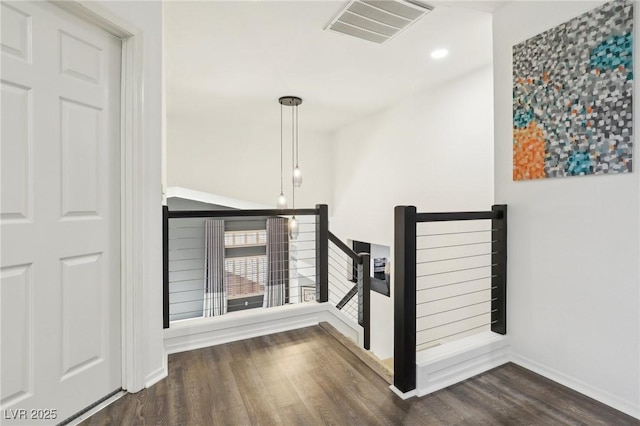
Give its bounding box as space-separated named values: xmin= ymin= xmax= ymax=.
xmin=319 ymin=321 xmax=393 ymax=385
xmin=382 ymin=357 xmax=393 ymax=371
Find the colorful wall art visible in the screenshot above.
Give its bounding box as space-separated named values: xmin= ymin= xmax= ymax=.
xmin=512 ymin=0 xmax=633 ymax=181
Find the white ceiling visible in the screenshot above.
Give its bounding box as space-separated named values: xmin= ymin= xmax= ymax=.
xmin=164 ymin=1 xmax=497 ymax=134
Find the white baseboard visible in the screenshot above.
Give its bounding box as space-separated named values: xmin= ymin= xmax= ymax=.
xmin=144 ymin=354 xmax=168 ymax=388
xmin=389 ymin=385 xmax=416 ymax=400
xmin=415 ymin=331 xmax=510 ymax=397
xmin=511 ymin=352 xmax=640 ymax=420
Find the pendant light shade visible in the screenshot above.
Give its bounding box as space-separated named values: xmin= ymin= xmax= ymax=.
xmin=292 ymin=166 xmax=303 ymax=187
xmin=277 ymin=193 xmax=287 ymax=209
xmin=289 ymin=216 xmax=299 ymax=240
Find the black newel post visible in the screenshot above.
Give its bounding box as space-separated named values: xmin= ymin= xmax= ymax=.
xmin=491 ymin=204 xmax=507 ymax=335
xmin=163 ymin=205 xmax=170 ymax=329
xmin=316 ymin=204 xmax=329 ymax=303
xmin=357 ymin=253 xmax=371 ymax=350
xmin=394 ymin=205 xmax=417 ymax=393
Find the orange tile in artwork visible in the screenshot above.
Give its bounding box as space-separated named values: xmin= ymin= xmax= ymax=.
xmin=513 ymin=121 xmax=546 ymax=180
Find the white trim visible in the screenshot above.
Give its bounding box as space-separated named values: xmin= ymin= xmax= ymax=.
xmin=119 ymin=30 xmax=146 ymax=394
xmin=511 ymin=352 xmax=640 ymax=420
xmin=389 ymin=386 xmax=416 ymax=400
xmin=415 ymin=332 xmax=510 ymax=397
xmin=164 ymin=303 xmax=363 ymax=355
xmin=166 ymin=186 xmax=272 ymax=210
xmin=144 ymin=355 xmax=168 ymax=389
xmin=53 ymin=1 xmax=147 ymax=393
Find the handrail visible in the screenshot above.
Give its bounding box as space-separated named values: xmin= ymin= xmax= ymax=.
xmin=168 ymin=208 xmax=318 ymax=219
xmin=416 ymin=210 xmax=502 ymax=222
xmin=327 ymin=230 xmax=370 ymax=349
xmin=328 ymin=231 xmax=362 ymax=263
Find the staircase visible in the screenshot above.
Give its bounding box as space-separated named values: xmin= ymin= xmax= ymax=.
xmin=319 ymin=321 xmax=392 ymax=385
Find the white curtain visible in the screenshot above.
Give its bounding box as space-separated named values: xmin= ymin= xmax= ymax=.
xmin=263 ymin=217 xmax=288 ymax=308
xmin=204 ymin=219 xmax=226 ymax=316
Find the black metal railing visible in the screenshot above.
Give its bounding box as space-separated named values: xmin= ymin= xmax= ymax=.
xmin=164 ymin=206 xmax=322 ymax=323
xmin=162 ymin=203 xmax=371 ymax=350
xmin=327 ymin=231 xmax=371 ymax=350
xmin=393 ymin=204 xmax=507 ymax=394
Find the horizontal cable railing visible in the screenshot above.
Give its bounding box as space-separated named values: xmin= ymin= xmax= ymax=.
xmin=328 ymin=241 xmax=357 ymax=320
xmin=163 ymin=205 xmax=327 ymax=327
xmin=393 ymin=204 xmax=507 ymax=395
xmin=327 ymin=231 xmax=370 ymax=350
xmin=162 ymin=203 xmax=372 ymax=352
xmin=415 ymin=219 xmax=497 ymax=351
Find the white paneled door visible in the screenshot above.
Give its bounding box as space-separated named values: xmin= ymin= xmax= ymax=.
xmin=1 ymin=1 xmax=122 ymax=423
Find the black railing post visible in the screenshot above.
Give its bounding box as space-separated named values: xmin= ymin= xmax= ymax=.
xmin=491 ymin=204 xmax=507 ymax=335
xmin=316 ymin=204 xmax=329 ymax=303
xmin=358 ymin=253 xmax=371 ymax=350
xmin=163 ymin=205 xmax=170 ymax=329
xmin=394 ymin=205 xmax=417 ymax=394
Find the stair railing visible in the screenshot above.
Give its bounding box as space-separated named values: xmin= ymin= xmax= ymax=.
xmin=327 ymin=231 xmax=371 ymax=350
xmin=393 ymin=204 xmax=507 ymax=394
xmin=162 ymin=203 xmax=371 ymax=350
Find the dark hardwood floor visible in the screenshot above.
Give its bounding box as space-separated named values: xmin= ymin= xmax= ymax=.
xmin=82 ymin=326 xmax=638 ymax=425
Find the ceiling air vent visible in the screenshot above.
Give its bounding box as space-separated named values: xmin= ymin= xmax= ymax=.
xmin=325 ymin=0 xmax=433 ymax=44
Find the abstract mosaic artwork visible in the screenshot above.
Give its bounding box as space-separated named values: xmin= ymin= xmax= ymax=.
xmin=512 ymin=0 xmax=633 ymax=180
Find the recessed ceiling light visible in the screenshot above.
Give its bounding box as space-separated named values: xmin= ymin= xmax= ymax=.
xmin=431 ymin=48 xmax=449 ymax=59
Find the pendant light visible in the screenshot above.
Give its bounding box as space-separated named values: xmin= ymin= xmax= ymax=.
xmin=276 ymin=101 xmax=287 ymax=209
xmin=278 ymin=96 xmax=303 ymax=239
xmin=292 ymin=103 xmax=303 ymax=187
xmin=289 ymin=216 xmax=299 ymax=240
xmin=290 ymin=166 xmax=299 ymax=240
xmin=289 ymin=101 xmax=299 ymax=239
xmin=278 ymin=96 xmax=303 ymax=188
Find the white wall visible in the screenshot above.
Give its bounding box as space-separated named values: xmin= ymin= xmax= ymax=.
xmin=166 ymin=114 xmax=333 ymax=209
xmin=493 ymin=1 xmax=640 ymax=418
xmin=330 ymin=66 xmax=495 ymax=245
xmin=95 ymin=0 xmax=165 ymax=389
xmin=330 ymin=66 xmax=495 ymax=359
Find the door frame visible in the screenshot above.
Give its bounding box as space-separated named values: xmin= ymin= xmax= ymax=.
xmin=53 ymin=1 xmax=148 ymax=393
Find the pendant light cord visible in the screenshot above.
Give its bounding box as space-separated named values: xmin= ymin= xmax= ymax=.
xmin=295 ymin=104 xmax=299 ymax=167
xmin=280 ymin=103 xmax=283 ymax=194
xmin=291 ymin=104 xmax=295 ymax=208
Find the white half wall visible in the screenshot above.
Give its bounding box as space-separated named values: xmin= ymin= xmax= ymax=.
xmin=330 ymin=66 xmax=495 ymax=359
xmin=416 ymin=331 xmax=510 ymax=397
xmin=164 ymin=303 xmax=363 ymax=355
xmin=370 ymin=291 xmax=394 ymax=360
xmin=94 ymin=1 xmax=165 ymax=390
xmin=493 ymin=1 xmax=640 ymax=418
xmin=166 ymin=115 xmax=333 ymax=209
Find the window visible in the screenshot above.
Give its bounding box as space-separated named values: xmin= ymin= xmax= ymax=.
xmin=224 ymin=229 xmax=267 ymax=311
xmin=225 ymin=229 xmax=267 ymax=247
xmin=224 ymin=255 xmax=266 ymax=299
